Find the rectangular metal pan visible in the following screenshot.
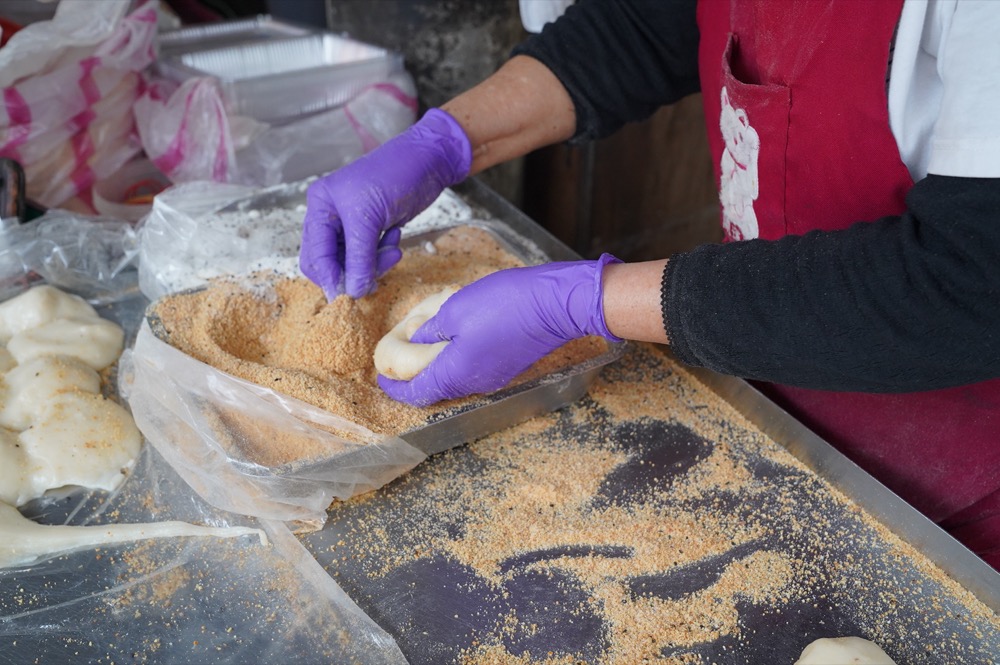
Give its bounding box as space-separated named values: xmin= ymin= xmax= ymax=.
xmin=144 ymin=179 xmax=627 ymax=469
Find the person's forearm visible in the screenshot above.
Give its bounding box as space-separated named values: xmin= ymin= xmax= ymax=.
xmin=666 ymin=176 xmax=1000 ymax=392
xmin=441 ymin=55 xmax=576 ymax=175
xmin=601 ymin=259 xmax=670 ymax=344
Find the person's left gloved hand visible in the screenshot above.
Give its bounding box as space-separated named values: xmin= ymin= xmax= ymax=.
xmin=299 ymin=108 xmax=472 ymax=299
xmin=378 ymin=254 xmax=623 ymax=407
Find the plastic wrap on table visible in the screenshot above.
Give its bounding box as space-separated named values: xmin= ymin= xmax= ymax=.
xmin=0 ymin=237 xmax=409 ymax=663
xmin=0 ymin=209 xmax=139 ymax=302
xmin=0 ymin=445 xmax=409 ymax=665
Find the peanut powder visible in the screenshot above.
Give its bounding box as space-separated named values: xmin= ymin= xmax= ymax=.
xmin=304 ymin=342 xmax=1000 ymax=665
xmin=151 ymin=225 xmax=608 ymax=467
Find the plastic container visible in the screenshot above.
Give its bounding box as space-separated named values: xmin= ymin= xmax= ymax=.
xmin=92 ymin=158 xmax=171 ymax=223
xmin=155 ymin=20 xmax=403 ymax=123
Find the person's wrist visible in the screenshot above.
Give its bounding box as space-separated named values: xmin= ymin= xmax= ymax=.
xmin=591 ymin=253 xmax=624 ymax=342
xmin=418 ymin=108 xmax=473 ymax=185
xmin=560 ymin=254 xmax=623 ymax=342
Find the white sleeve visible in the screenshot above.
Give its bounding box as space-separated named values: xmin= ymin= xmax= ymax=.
xmin=928 ymin=0 xmax=1000 ymax=177
xmin=889 ymin=0 xmax=1000 ymax=179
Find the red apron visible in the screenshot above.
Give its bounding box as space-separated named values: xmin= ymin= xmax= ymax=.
xmin=697 ymin=0 xmax=1000 ymax=568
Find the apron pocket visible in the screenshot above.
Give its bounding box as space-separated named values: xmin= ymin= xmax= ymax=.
xmin=719 ymin=33 xmax=790 ymax=241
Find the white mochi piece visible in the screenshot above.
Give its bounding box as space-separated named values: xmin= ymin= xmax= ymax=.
xmin=0 ymin=428 xmax=29 ymax=506
xmin=7 ymin=317 xmax=124 ymax=370
xmin=18 ymin=391 xmax=142 ymax=501
xmin=374 ymin=287 xmax=459 ymax=381
xmin=795 ymin=637 xmax=896 ymax=664
xmin=0 ymin=502 xmax=267 ymax=568
xmin=0 ymin=356 xmax=101 ymax=431
xmin=0 ymin=285 xmax=98 ymax=344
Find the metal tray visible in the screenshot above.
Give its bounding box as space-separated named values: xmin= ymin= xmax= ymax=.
xmin=155 ymin=19 xmax=402 ymax=122
xmin=145 ymin=179 xmax=626 ymax=469
xmin=157 ymin=14 xmax=316 ymax=57
xmin=300 ymin=349 xmax=1000 ymax=665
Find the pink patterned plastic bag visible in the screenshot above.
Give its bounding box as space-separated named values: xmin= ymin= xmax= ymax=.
xmin=0 ymin=0 xmax=157 ymax=207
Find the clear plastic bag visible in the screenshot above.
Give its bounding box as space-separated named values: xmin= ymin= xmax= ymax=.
xmin=132 ymin=180 xmax=425 ymax=526
xmin=0 ymin=0 xmax=158 ymax=207
xmin=120 ymin=323 xmax=426 ymax=527
xmin=135 ymin=179 xmax=296 ymax=301
xmin=0 ymin=211 xmax=409 ymax=664
xmin=0 ymin=209 xmax=139 ymax=302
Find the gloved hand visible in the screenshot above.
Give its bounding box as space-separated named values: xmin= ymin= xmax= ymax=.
xmin=300 ymin=108 xmax=472 ymax=299
xmin=379 ymin=254 xmax=623 ymax=407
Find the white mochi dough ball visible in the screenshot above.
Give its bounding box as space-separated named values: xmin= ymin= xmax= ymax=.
xmin=0 ymin=285 xmax=98 ymax=344
xmin=7 ymin=317 xmax=124 ymax=370
xmin=18 ymin=391 xmax=143 ymax=500
xmin=0 ymin=428 xmax=29 ymax=506
xmin=1 ymin=356 xmax=101 ymax=430
xmin=795 ymin=637 xmax=896 ymax=664
xmin=374 ymin=287 xmax=459 ymax=381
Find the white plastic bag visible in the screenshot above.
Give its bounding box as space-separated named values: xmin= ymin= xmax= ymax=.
xmin=133 ymin=76 xmax=242 ymax=184
xmin=234 ymin=73 xmax=418 ymax=187
xmin=135 ymin=71 xmax=417 ymax=187
xmin=0 ymin=0 xmax=158 ymax=207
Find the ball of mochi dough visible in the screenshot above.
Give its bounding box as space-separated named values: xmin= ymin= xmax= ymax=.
xmin=7 ymin=317 xmax=124 ymax=370
xmin=18 ymin=391 xmax=143 ymax=500
xmin=795 ymin=637 xmax=896 ymax=665
xmin=374 ymin=287 xmax=459 ymax=381
xmin=0 ymin=285 xmax=98 ymax=344
xmin=1 ymin=355 xmax=101 ymax=431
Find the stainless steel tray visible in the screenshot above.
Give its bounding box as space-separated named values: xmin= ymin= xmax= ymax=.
xmin=145 ymin=179 xmax=626 ymax=470
xmin=157 ymin=15 xmax=316 ymax=58
xmin=301 ymin=346 xmax=1000 ymax=665
xmin=685 ymin=361 xmax=1000 ymax=612
xmin=155 ymin=19 xmax=402 ymax=122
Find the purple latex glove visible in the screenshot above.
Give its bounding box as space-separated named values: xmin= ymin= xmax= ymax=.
xmin=300 ymin=108 xmax=472 ymax=299
xmin=379 ymin=254 xmax=623 ymax=407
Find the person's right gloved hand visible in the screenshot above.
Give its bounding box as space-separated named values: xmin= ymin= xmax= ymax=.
xmin=378 ymin=254 xmax=623 ymax=407
xmin=300 ymin=108 xmax=472 ymax=299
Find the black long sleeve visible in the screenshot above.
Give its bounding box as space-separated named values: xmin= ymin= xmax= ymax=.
xmin=512 ymin=0 xmax=701 ymax=141
xmin=665 ymin=175 xmax=1000 ymax=393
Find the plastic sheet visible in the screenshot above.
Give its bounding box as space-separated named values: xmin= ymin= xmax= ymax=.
xmin=121 ymin=322 xmax=426 ymax=527
xmin=0 ymin=445 xmax=409 ymax=665
xmin=0 ymin=209 xmax=138 ymax=302
xmin=0 ymin=211 xmax=409 ymax=664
